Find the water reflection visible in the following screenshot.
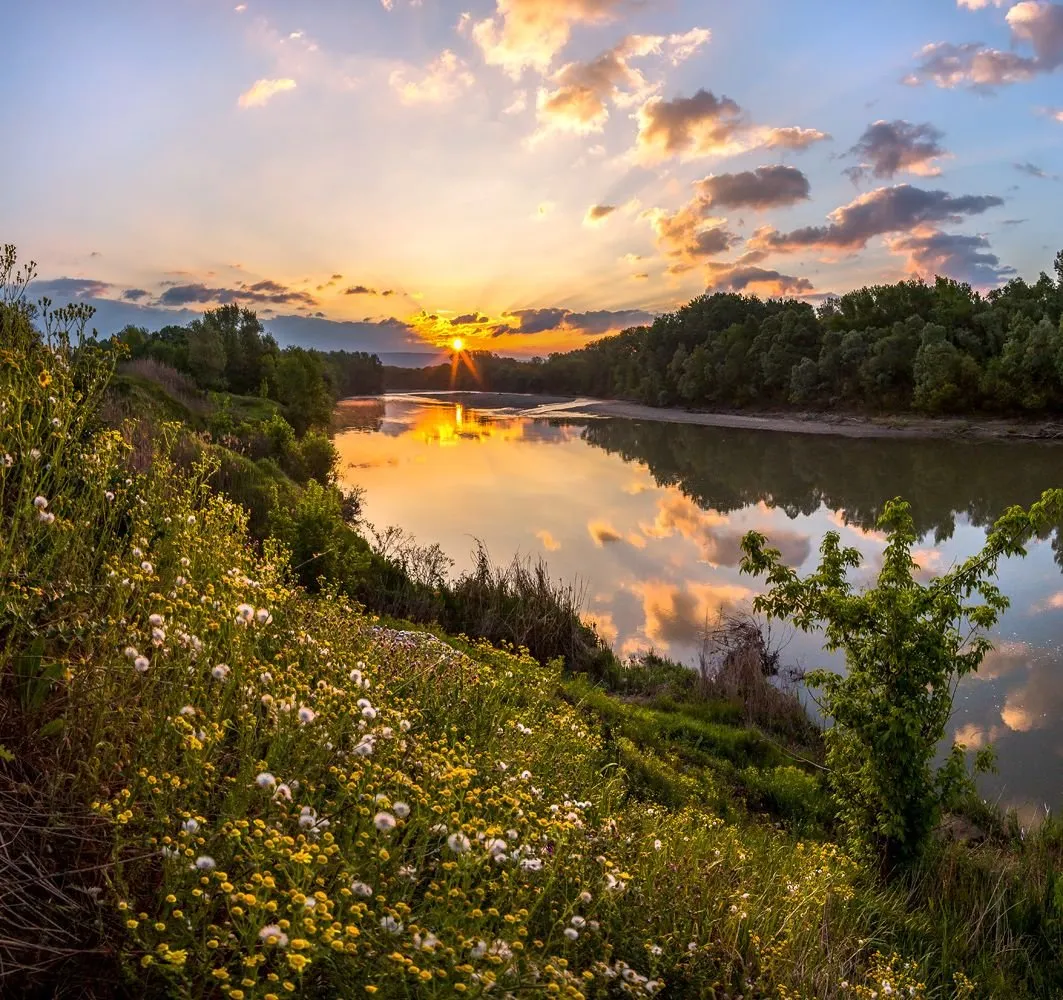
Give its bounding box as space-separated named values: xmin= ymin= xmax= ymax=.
xmin=335 ymin=395 xmax=1063 ymax=812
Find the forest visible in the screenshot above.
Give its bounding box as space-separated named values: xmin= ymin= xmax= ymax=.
xmin=385 ymin=250 xmax=1063 ymax=416
xmin=116 ymin=304 xmax=384 ymax=432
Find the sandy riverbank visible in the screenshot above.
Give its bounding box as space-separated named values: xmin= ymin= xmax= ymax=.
xmin=370 ymin=391 xmax=1063 ymax=441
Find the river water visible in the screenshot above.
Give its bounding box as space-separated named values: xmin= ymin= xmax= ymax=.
xmin=334 ymin=392 xmax=1063 ymax=819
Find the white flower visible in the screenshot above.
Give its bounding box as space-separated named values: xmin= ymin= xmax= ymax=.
xmin=578 ymin=891 xmax=592 ymax=904
xmin=447 ymin=832 xmax=471 ymax=854
xmin=148 ymin=613 xmax=164 ymax=627
xmin=29 ymin=448 xmax=41 ymax=460
xmin=351 ymin=880 xmax=373 ymax=898
xmin=133 ymin=656 xmax=150 ymax=673
xmin=649 ymin=945 xmax=662 ymax=956
xmin=38 ymin=510 xmax=55 ymax=524
xmin=180 ymin=705 xmax=196 ymax=716
xmin=399 ymin=719 xmax=411 ymax=732
xmin=235 ymin=603 xmax=254 ymax=625
xmin=186 ymin=515 xmax=196 ymax=525
xmin=361 ymin=705 xmax=377 ymax=720
xmin=211 ymin=664 xmax=230 ymax=681
xmin=470 ymin=940 xmax=487 ymax=959
xmin=380 ymin=915 xmax=403 ymax=935
xmin=255 ymin=608 xmax=272 ymax=624
xmin=105 ymin=490 xmax=115 ymax=502
xmin=653 ymin=839 xmax=662 ymax=851
xmin=151 ymin=627 xmax=165 ymax=644
xmin=51 ymin=417 xmax=60 ymax=428
xmin=564 ymin=927 xmax=579 ymax=941
xmin=258 ymin=924 xmax=288 ymax=947
xmin=181 ymin=819 xmax=199 ymax=834
xmin=273 ymin=783 xmax=292 ymax=801
xmin=392 ymin=801 xmax=410 ymax=818
xmin=570 ymin=915 xmax=586 ymax=928
xmin=374 ymin=811 xmax=397 ymax=832
xmin=255 ymin=772 xmax=276 ymax=789
xmin=1 ymin=454 xmax=12 ymax=467
xmin=260 ymin=672 xmax=273 ymax=684
xmin=33 ymin=496 xmax=48 ymax=510
xmin=303 ymin=896 xmax=317 ymax=910
xmin=123 ymin=646 xmax=139 ymax=660
xmin=297 ymin=706 xmax=316 ymax=724
xmin=520 ymin=857 xmax=543 ymax=871
xmin=180 ymin=557 xmax=190 ymax=567
xmin=141 ymin=561 xmax=154 ymax=575
xmin=194 ymin=855 xmax=216 ymax=871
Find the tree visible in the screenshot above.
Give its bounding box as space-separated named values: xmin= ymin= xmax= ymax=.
xmin=741 ymin=489 xmax=1063 ymax=867
xmin=185 ymin=321 xmax=227 ymax=390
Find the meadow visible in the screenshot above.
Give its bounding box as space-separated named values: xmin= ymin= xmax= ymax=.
xmin=4 ymin=251 xmax=1063 ymax=998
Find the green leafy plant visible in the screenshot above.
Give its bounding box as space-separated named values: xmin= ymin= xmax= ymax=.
xmin=741 ymin=490 xmax=1063 ymax=866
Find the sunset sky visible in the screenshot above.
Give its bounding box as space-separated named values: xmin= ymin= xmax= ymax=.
xmin=5 ymin=0 xmax=1063 ymax=357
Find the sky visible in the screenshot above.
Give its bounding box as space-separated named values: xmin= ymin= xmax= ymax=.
xmin=3 ymin=0 xmax=1062 ymax=357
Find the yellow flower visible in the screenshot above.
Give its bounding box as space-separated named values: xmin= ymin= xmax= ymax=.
xmin=38 ymin=369 xmax=52 ymax=387
xmin=286 ymin=954 xmax=310 ymax=972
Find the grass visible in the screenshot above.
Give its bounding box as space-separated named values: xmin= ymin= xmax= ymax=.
xmin=3 ymin=278 xmax=1063 ymax=997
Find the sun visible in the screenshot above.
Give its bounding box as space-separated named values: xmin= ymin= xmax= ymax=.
xmin=450 ymin=337 xmax=464 ymax=352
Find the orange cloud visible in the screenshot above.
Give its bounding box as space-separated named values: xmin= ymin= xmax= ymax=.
xmin=629 ymin=579 xmax=755 ymax=649
xmin=390 ymin=50 xmax=475 ymax=104
xmin=238 ymin=77 xmax=297 ymax=108
xmin=582 ymin=609 xmax=618 ymax=646
xmin=536 ymin=528 xmax=562 ymax=551
xmin=588 ymin=519 xmax=624 ymax=546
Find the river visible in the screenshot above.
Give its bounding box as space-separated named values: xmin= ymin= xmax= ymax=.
xmin=334 ymin=391 xmax=1063 ymax=820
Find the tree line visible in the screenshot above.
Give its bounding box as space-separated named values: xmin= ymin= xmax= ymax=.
xmin=117 ymin=304 xmax=383 ymax=433
xmin=385 ymin=250 xmax=1063 ymax=416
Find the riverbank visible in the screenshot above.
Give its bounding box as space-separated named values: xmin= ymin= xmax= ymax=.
xmin=374 ymin=391 xmax=1063 ymax=441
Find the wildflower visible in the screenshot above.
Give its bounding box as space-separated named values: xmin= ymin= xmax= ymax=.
xmin=186 ymin=515 xmax=196 ymax=525
xmin=180 ymin=557 xmax=190 ymax=567
xmin=255 ymin=772 xmax=276 ymax=789
xmin=38 ymin=510 xmax=55 ymax=524
xmin=260 ymin=672 xmax=273 ymax=685
xmin=578 ymin=891 xmax=592 ymax=904
xmin=259 ymin=925 xmax=289 ymax=947
xmin=195 ymin=856 xmax=216 ymax=871
xmin=235 ymin=603 xmax=254 ymax=625
xmin=303 ymin=897 xmax=317 ymax=910
xmin=151 ymin=627 xmax=165 ymax=644
xmin=392 ymin=801 xmax=410 ymax=818
xmin=105 ymin=491 xmax=115 ymax=502
xmin=380 ymin=916 xmax=403 ymax=935
xmin=211 ymin=664 xmax=230 ymax=681
xmin=351 ymin=881 xmax=373 ymax=898
xmin=298 ymin=806 xmax=329 ymax=833
xmin=570 ymin=916 xmax=586 ymax=929
xmin=149 ymin=613 xmax=164 ymax=627
xmin=33 ymin=496 xmax=49 ymax=510
xmin=297 ymin=706 xmax=315 ymax=724
xmin=181 ymin=819 xmax=199 ymax=834
xmin=51 ymin=417 xmax=61 ymax=428
xmin=649 ymin=945 xmax=662 ymax=957
xmin=141 ymin=561 xmax=154 ymax=575
xmin=134 ymin=656 xmax=150 ymax=673
xmin=399 ymin=719 xmax=411 ymax=732
xmin=470 ymin=941 xmax=487 ymax=959
xmin=361 ymin=705 xmax=377 ymax=720
xmin=273 ymin=784 xmax=292 ymax=802
xmin=520 ymin=858 xmax=543 ymax=871
xmin=653 ymin=839 xmax=662 ymax=851
xmin=564 ymin=928 xmax=579 ymax=941
xmin=255 ymin=608 xmax=272 ymax=624
xmin=29 ymin=448 xmax=41 ymax=460
xmin=123 ymin=646 xmax=139 ymax=660
xmin=373 ymin=812 xmax=397 ymax=832
xmin=180 ymin=705 xmax=196 ymax=716
xmin=447 ymin=832 xmax=471 ymax=854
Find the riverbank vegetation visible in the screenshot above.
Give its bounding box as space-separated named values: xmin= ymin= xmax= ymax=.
xmin=385 ymin=250 xmax=1063 ymax=419
xmin=5 ymin=244 xmax=1063 ymax=998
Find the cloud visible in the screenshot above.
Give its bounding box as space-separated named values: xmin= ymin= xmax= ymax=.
xmin=390 ymin=50 xmax=474 ymax=104
xmin=451 ymin=312 xmax=490 ymax=324
xmin=906 ymin=2 xmax=1063 ymax=89
xmin=634 ymin=88 xmax=829 ymax=162
xmin=581 ymin=609 xmax=617 ymax=646
xmin=238 ymin=77 xmax=297 ymax=108
xmin=1014 ymin=161 xmax=1057 ymax=178
xmin=629 ymin=579 xmax=754 ymax=649
xmin=886 ymin=229 xmax=1017 ymax=286
xmin=471 ymin=0 xmax=630 ymax=77
xmin=695 ymin=165 xmax=811 ymax=210
xmin=749 ymin=184 xmax=1004 ymax=255
xmin=344 ymin=285 xmax=379 ymax=295
xmin=533 ymin=30 xmax=711 ymax=137
xmin=503 ymin=91 xmax=528 ymax=114
xmin=635 ymin=89 xmax=746 ymax=161
xmin=536 ymin=528 xmax=561 ymax=551
xmin=158 ymin=280 xmax=316 ymax=307
xmin=643 ymin=492 xmax=810 ymax=566
xmin=494 ymin=306 xmax=654 ymax=336
xmin=758 ymin=126 xmax=832 ymax=150
xmin=958 ymin=0 xmax=1006 ymax=8
xmin=30 ymin=277 xmax=113 ymax=299
xmin=588 ymin=519 xmax=624 ymax=546
xmin=846 ymin=120 xmax=949 ymax=182
xmin=122 ymin=288 xmax=151 ymax=302
xmin=704 ymin=262 xmax=815 ymax=296
xmin=585 ymin=204 xmax=618 ymax=225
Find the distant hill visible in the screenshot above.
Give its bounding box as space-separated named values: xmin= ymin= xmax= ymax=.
xmin=376 ymin=351 xmax=445 ymax=368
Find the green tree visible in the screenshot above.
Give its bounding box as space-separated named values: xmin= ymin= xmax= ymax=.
xmin=741 ymin=489 xmax=1063 ymax=867
xmin=185 ymin=321 xmax=227 ymax=390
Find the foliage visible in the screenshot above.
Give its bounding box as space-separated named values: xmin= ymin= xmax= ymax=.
xmin=385 ymin=250 xmax=1063 ymax=417
xmin=741 ymin=491 xmax=1063 ymax=867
